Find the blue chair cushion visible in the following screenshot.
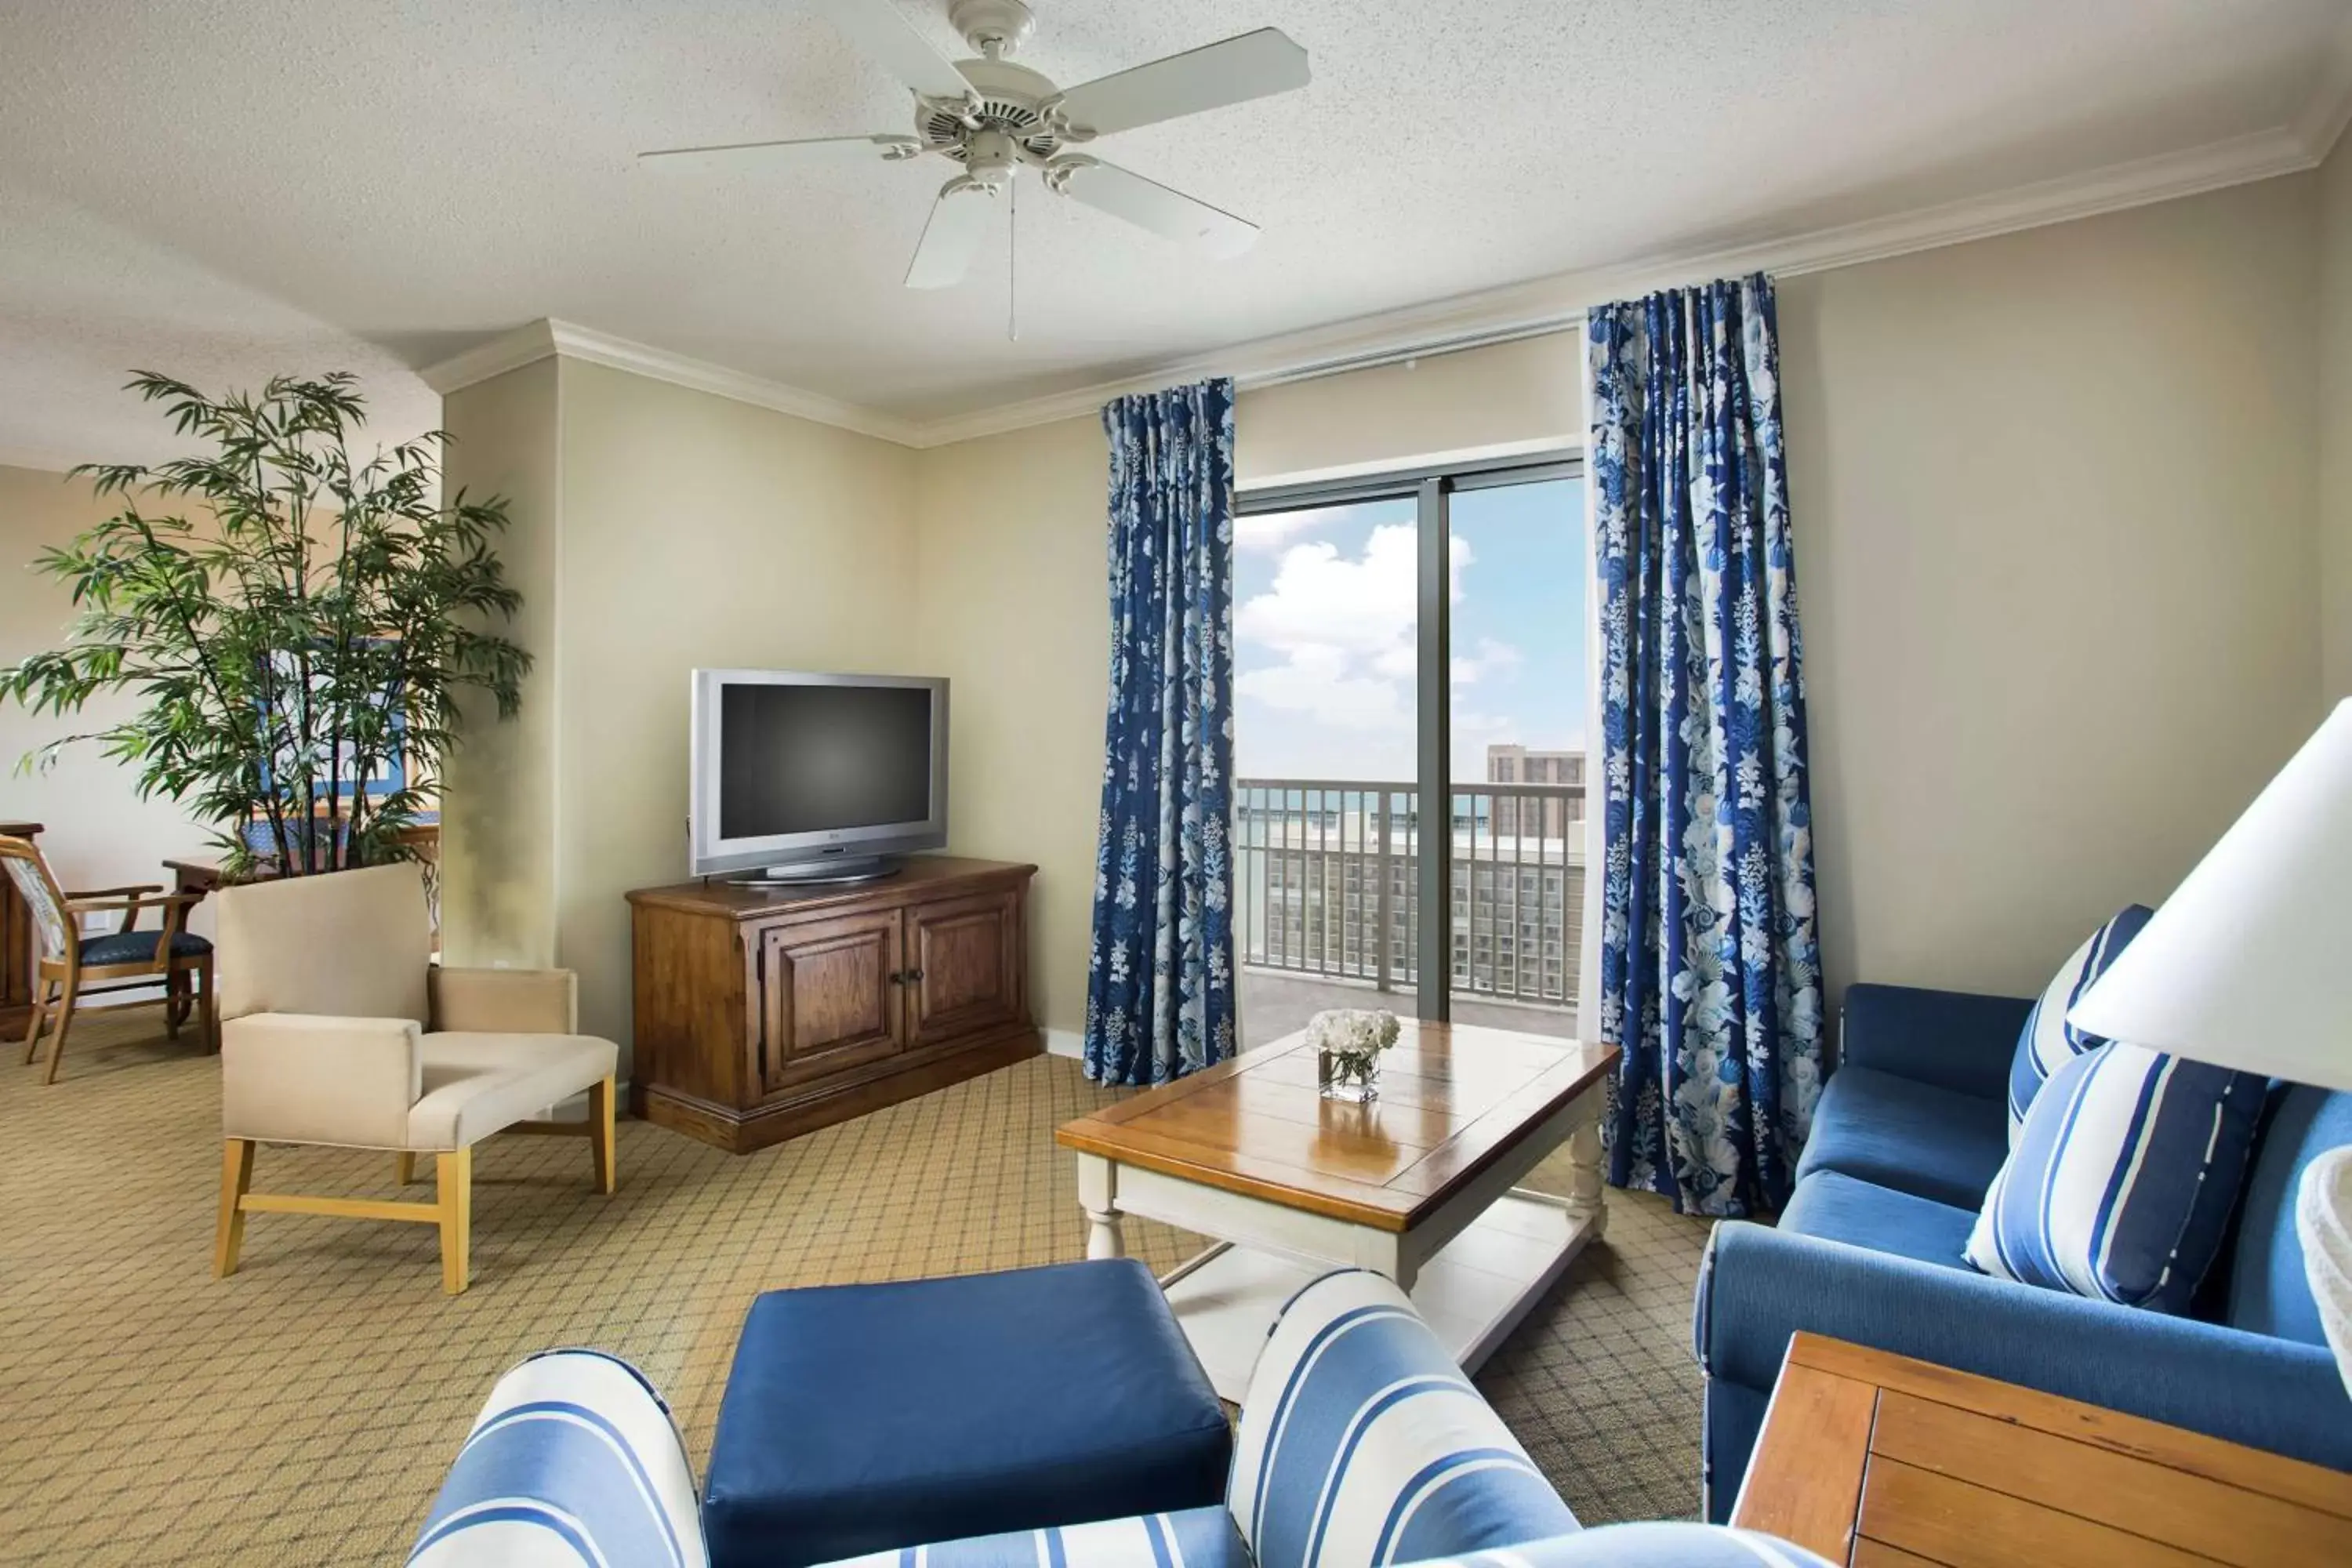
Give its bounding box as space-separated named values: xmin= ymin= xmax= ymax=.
xmin=1791 ymin=1066 xmax=2009 ymax=1209
xmin=1778 ymin=1171 xmax=1977 ymax=1270
xmin=703 ymin=1259 xmax=1232 ymax=1568
xmin=78 ymin=928 xmax=212 ymax=967
xmin=1968 ymin=1042 xmax=2267 ymax=1312
xmin=2223 ymin=1085 xmax=2352 ymax=1342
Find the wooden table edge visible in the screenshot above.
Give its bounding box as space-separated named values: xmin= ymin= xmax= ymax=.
xmin=1784 ymin=1333 xmax=2352 ymax=1519
xmin=1054 ymin=1036 xmax=1619 ymax=1233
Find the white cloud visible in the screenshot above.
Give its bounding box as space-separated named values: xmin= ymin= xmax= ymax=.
xmin=1236 ymin=644 xmax=1409 ymax=732
xmin=1233 ymin=510 xmax=1326 ymax=556
xmin=1237 ymin=524 xmax=1415 ymax=654
xmin=1236 ymin=525 xmax=1490 ymax=773
xmin=1450 ymin=637 xmax=1523 ymax=688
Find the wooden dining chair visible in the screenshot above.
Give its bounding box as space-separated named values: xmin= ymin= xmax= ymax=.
xmin=0 ymin=834 xmax=215 ymax=1083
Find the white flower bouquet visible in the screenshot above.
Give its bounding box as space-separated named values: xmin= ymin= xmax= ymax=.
xmin=1308 ymin=1007 xmax=1400 ymax=1103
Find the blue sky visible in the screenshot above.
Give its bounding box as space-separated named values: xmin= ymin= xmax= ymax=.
xmin=1232 ymin=477 xmax=1587 ymax=781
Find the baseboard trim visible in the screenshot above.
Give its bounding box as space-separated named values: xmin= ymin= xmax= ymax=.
xmin=1044 ymin=1028 xmax=1083 ymax=1061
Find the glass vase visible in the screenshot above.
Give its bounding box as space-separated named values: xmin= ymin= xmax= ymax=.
xmin=1318 ymin=1047 xmax=1381 ymax=1104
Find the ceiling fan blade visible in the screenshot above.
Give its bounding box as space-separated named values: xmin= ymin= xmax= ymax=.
xmin=809 ymin=0 xmax=974 ymax=103
xmin=1051 ymin=27 xmax=1308 ymax=140
xmin=1052 ymin=158 xmax=1258 ymax=258
xmin=637 ymin=132 xmax=918 ymax=162
xmin=905 ymin=181 xmax=996 ymax=289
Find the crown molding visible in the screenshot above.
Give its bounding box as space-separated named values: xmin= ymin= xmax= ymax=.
xmin=422 ymin=319 xmax=924 ymax=446
xmin=914 ymin=124 xmax=2321 ymax=446
xmin=417 ymin=319 xmax=558 ymax=397
xmin=420 ymin=111 xmax=2336 ymax=452
xmin=0 ymin=446 xmax=82 ymax=476
xmin=2297 ymin=13 xmax=2352 ymax=163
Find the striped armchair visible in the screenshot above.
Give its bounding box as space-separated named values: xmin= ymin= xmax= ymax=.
xmin=412 ymin=1272 xmax=1829 ymax=1568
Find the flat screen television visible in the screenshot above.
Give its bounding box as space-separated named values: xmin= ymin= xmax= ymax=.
xmin=688 ymin=670 xmax=949 ymax=883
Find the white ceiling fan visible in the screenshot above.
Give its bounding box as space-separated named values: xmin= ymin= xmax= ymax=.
xmin=640 ymin=0 xmax=1310 ymax=298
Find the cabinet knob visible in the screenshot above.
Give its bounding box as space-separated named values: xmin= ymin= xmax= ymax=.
xmin=905 ymin=968 xmax=924 ymax=982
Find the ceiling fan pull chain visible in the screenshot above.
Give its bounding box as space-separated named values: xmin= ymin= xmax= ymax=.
xmin=1008 ymin=171 xmax=1019 ymax=342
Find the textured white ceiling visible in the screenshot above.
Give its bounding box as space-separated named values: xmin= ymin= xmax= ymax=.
xmin=1 ymin=0 xmax=2348 ymax=466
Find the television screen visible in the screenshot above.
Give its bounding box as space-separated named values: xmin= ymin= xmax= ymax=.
xmin=717 ymin=681 xmax=935 ymax=840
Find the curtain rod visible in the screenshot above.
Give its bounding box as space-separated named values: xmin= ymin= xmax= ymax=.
xmin=1232 ymin=313 xmax=1588 ymax=394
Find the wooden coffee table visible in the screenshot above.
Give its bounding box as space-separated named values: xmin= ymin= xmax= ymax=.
xmin=1055 ymin=1020 xmax=1618 ymax=1399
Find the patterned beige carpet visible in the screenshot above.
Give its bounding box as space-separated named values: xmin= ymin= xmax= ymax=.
xmin=0 ymin=1007 xmax=1712 ymax=1565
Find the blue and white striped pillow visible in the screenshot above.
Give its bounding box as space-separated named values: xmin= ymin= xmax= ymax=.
xmin=2006 ymin=906 xmax=2153 ymax=1140
xmin=1967 ymin=1041 xmax=2266 ymax=1312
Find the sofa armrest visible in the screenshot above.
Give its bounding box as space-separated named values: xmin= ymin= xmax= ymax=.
xmin=1231 ymin=1270 xmax=1576 ymax=1568
xmin=412 ymin=1349 xmax=704 ymax=1567
xmin=1838 ymin=983 xmax=2030 ymax=1101
xmin=1695 ymin=1221 xmax=2352 ymax=1475
xmin=220 ymin=1013 xmax=422 ymax=1149
xmin=429 ymin=965 xmax=579 ymax=1035
xmin=808 ymin=1524 xmax=1835 ymax=1568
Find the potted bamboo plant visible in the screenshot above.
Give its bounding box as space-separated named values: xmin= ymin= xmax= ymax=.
xmin=2 ymin=372 xmax=529 ymax=877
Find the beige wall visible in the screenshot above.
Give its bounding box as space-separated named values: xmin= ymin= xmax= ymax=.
xmin=912 ymin=173 xmax=2336 ymax=1029
xmin=551 ymin=361 xmax=918 ymax=1053
xmin=440 ymin=358 xmax=564 ymax=969
xmin=0 ymin=464 xmax=218 ymax=928
xmin=1780 ymin=172 xmax=2325 ymax=1002
xmin=433 ymin=161 xmax=2342 ymax=1055
xmin=2322 ymin=132 xmax=2352 ymax=700
xmin=913 ymin=416 xmax=1109 ymax=1040
xmin=1237 ymin=333 xmax=1581 ymax=485
xmin=441 ymin=359 xmax=920 ymax=1059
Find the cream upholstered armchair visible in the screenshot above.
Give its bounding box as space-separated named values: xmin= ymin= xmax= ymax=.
xmin=210 ymin=862 xmax=619 ymax=1294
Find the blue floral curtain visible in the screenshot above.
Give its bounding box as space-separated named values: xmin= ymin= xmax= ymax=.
xmin=1083 ymin=378 xmax=1238 ymax=1086
xmin=1588 ymin=274 xmax=1824 ymax=1217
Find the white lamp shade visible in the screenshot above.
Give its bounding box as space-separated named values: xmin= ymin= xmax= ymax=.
xmin=2069 ymin=698 xmax=2352 ymax=1090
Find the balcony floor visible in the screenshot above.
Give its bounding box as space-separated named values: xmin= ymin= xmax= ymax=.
xmin=1239 ymin=967 xmax=1579 ymax=1049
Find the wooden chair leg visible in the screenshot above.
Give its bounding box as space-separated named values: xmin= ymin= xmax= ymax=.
xmin=164 ymin=967 xmax=183 ymax=1039
xmin=199 ymin=957 xmax=218 ymax=1054
xmin=214 ymin=1139 xmax=256 ymax=1277
xmin=396 ymin=1152 xmax=418 ymax=1185
xmin=437 ymin=1147 xmax=473 ymax=1294
xmin=588 ymin=1075 xmax=617 ymax=1196
xmin=40 ymin=987 xmax=76 ymax=1085
xmin=21 ymin=979 xmax=51 ymax=1066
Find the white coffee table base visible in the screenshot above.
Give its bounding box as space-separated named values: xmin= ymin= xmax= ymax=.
xmin=1074 ymin=1085 xmax=1609 ymax=1402
xmin=1160 ymin=1191 xmax=1600 ymax=1401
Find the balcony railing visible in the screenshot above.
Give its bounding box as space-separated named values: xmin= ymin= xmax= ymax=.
xmin=1232 ymin=779 xmax=1587 ymax=1012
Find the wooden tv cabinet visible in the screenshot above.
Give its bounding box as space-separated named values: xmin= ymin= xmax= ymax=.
xmin=626 ymin=856 xmax=1040 ymax=1154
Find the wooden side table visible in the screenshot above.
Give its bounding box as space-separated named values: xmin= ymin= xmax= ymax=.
xmin=1 ymin=821 xmax=43 ymax=1038
xmin=1733 ymin=1333 xmax=2352 ymax=1566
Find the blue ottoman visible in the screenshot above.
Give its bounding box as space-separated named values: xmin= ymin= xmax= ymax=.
xmin=703 ymin=1258 xmax=1233 ymax=1568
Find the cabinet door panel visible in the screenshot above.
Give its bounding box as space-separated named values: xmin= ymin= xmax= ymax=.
xmin=759 ymin=911 xmax=901 ymax=1091
xmin=905 ymin=890 xmax=1023 ymax=1050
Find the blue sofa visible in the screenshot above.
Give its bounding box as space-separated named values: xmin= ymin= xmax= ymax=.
xmin=412 ymin=1269 xmax=1833 ymax=1568
xmin=1694 ymin=982 xmax=2352 ymax=1521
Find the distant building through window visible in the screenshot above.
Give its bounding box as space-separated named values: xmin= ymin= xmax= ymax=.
xmin=1486 ymin=745 xmax=1584 ymax=840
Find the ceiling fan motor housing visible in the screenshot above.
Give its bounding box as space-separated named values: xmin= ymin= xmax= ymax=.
xmin=919 ymin=55 xmax=1065 ymax=165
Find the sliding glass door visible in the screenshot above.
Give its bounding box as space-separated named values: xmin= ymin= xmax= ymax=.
xmin=1230 ymin=456 xmax=1585 ymax=1047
